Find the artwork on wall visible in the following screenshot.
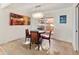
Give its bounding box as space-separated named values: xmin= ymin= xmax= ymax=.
xmin=10 ymin=13 xmax=30 ymax=25
xmin=60 ymin=15 xmax=67 ymax=24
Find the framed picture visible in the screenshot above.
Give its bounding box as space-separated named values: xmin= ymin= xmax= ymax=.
xmin=10 ymin=13 xmax=30 ymax=25
xmin=60 ymin=15 xmax=67 ymax=24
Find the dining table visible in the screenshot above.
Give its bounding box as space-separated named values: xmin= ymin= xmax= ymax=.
xmin=30 ymin=29 xmax=45 ymax=33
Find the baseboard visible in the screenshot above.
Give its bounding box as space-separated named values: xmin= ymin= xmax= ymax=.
xmin=51 ymin=37 xmax=72 ymax=44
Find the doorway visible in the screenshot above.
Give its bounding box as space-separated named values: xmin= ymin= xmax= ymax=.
xmin=75 ymin=3 xmax=79 ymax=51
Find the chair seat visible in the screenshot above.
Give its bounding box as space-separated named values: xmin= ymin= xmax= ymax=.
xmin=41 ymin=34 xmax=49 ymax=37
xmin=41 ymin=34 xmax=49 ymax=39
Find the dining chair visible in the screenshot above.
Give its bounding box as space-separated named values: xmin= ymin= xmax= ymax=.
xmin=40 ymin=30 xmax=52 ymax=48
xmin=25 ymin=29 xmax=31 ymax=42
xmin=30 ymin=31 xmax=41 ymax=50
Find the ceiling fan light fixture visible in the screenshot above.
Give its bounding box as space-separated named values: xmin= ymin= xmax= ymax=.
xmin=32 ymin=12 xmax=44 ymax=19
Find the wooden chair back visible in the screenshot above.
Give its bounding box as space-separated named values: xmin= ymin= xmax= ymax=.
xmin=25 ymin=29 xmax=30 ymax=37
xmin=30 ymin=31 xmax=40 ymax=43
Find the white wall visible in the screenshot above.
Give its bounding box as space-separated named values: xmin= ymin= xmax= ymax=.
xmin=42 ymin=7 xmax=75 ymax=43
xmin=0 ymin=8 xmax=36 ymax=44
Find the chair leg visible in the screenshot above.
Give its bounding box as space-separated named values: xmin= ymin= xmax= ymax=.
xmin=38 ymin=44 xmax=40 ymax=50
xmin=49 ymin=39 xmax=50 ymax=47
xmin=30 ymin=38 xmax=32 ymax=49
xmin=30 ymin=42 xmax=31 ymax=49
xmin=25 ymin=36 xmax=27 ymax=42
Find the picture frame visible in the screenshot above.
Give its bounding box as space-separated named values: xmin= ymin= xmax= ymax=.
xmin=60 ymin=15 xmax=67 ymax=24
xmin=10 ymin=13 xmax=30 ymax=25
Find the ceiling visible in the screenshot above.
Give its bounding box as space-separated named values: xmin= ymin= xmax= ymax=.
xmin=4 ymin=3 xmax=74 ymax=13
xmin=0 ymin=3 xmax=11 ymax=8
